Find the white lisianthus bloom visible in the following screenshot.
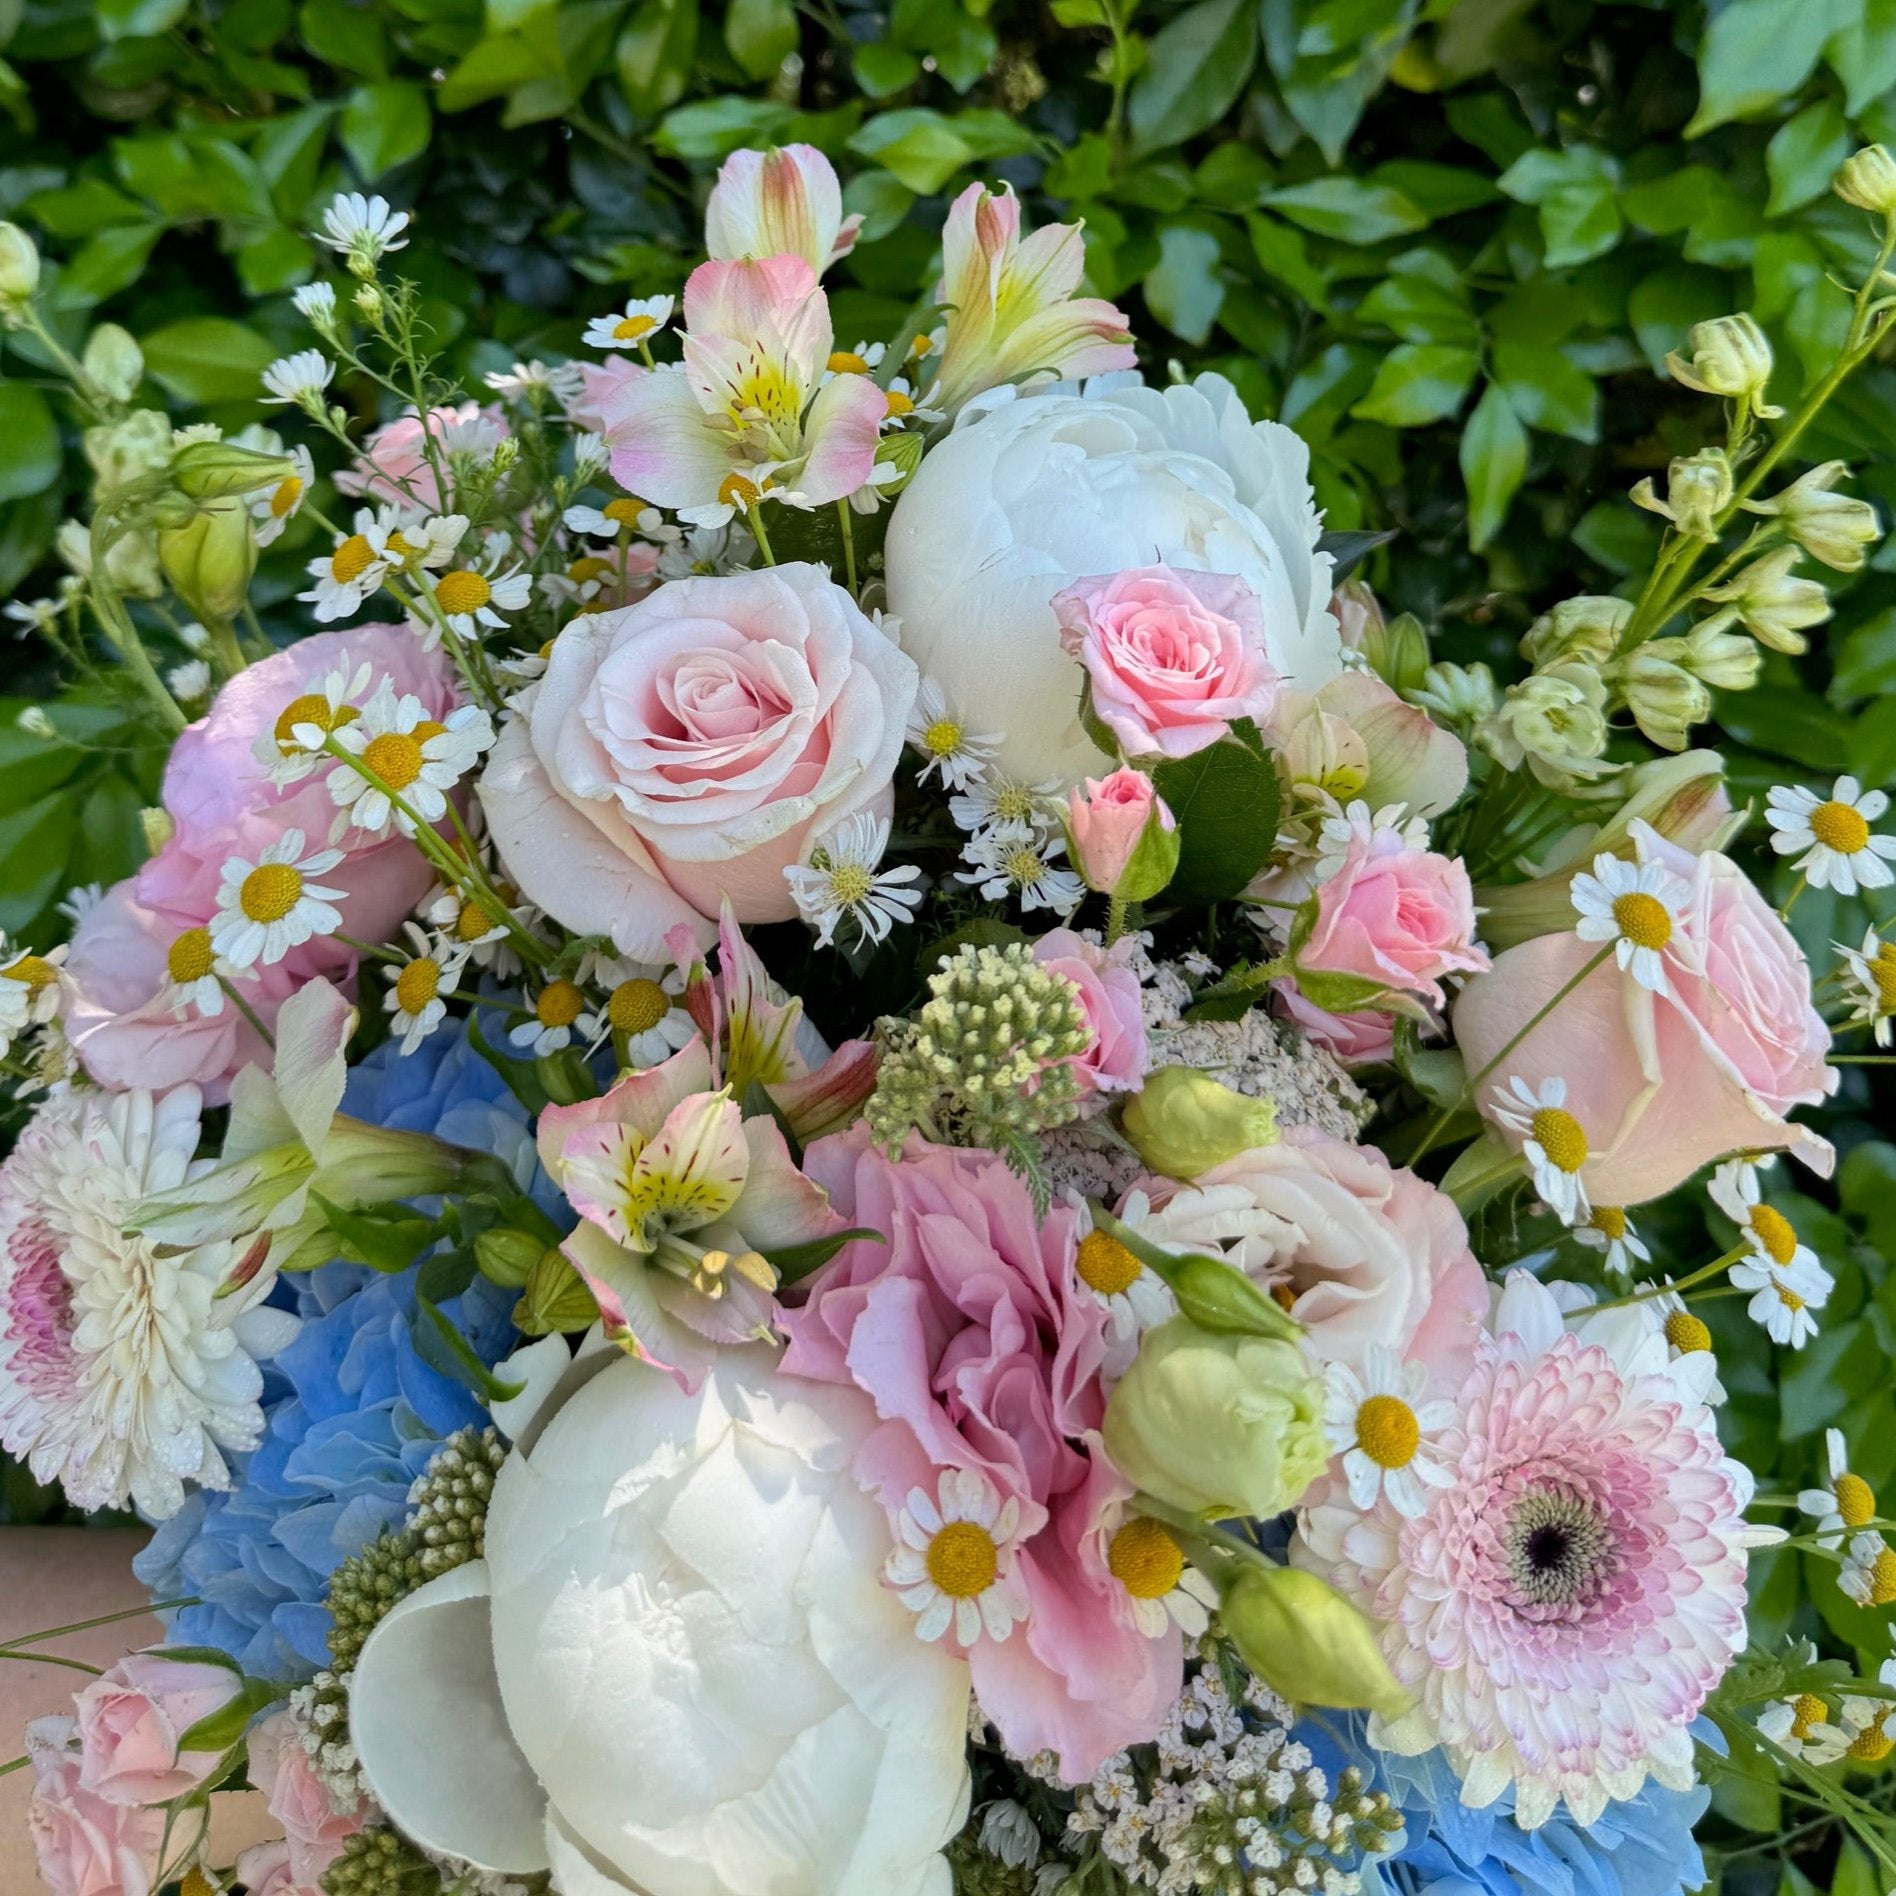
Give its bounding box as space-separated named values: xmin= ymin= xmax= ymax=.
xmin=883 ymin=374 xmax=1341 ymax=786
xmin=349 ymin=1346 xmax=972 ymax=1895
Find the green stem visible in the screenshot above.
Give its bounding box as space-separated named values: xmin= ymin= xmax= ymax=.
xmin=748 ymin=502 xmax=777 ymax=566
xmin=199 ymin=614 xmax=247 ymax=681
xmin=1779 ymin=874 xmax=1807 ymax=919
xmin=1834 ymin=1054 xmax=1896 ymax=1063
xmin=0 ymin=1648 xmax=103 ymax=1675
xmin=0 ymin=1756 xmax=24 ymax=1778
xmin=1105 ymin=893 xmax=1129 ymax=946
xmin=0 ymin=1598 xmax=199 ymax=1648
xmin=217 ymin=976 xmax=275 ymax=1050
xmin=1594 ymin=1242 xmax=1750 ymax=1310
xmin=835 ymin=499 xmax=858 ymax=596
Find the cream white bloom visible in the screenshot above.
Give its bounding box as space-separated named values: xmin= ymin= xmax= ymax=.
xmin=1066 ymin=1191 xmax=1176 ymax=1381
xmin=1491 ymin=1075 xmax=1591 ymax=1226
xmin=581 ymin=294 xmax=674 ymax=351
xmin=262 ymin=349 xmax=333 ymax=405
xmin=1090 ymin=1503 xmax=1216 ymax=1639
xmin=1798 ymin=1427 xmax=1876 ymax=1549
xmin=0 ymin=942 xmax=67 ymax=1043
xmin=1643 ymin=1282 xmax=1726 ymax=1405
xmin=511 ymin=978 xmax=587 ymax=1057
xmin=298 ymin=508 xmax=406 ymax=622
xmin=1709 ymin=1158 xmax=1828 ymax=1290
xmin=655 ymin=519 xmax=755 ymax=579
xmin=1729 ymin=1248 xmax=1829 ymax=1348
xmin=1840 ymin=1530 xmax=1895 ymax=1607
xmin=1322 ymin=1345 xmax=1455 ymax=1517
xmin=784 ymin=811 xmax=922 ymax=948
xmin=573 ymin=957 xmax=694 ymax=1067
xmin=562 ymin=499 xmax=666 ymax=539
xmin=884 ymin=374 xmax=1341 ymax=785
xmin=348 ymin=1347 xmax=971 ymax=1895
xmin=320 ymin=191 xmax=411 ymax=265
xmin=948 ymin=771 xmax=1062 ymax=841
xmin=210 ymin=829 xmax=346 ymax=968
xmin=1765 ymin=775 xmax=1896 ymax=895
xmin=430 ymin=550 xmax=532 ymax=636
xmin=887 ymin=1466 xmax=1029 ymax=1647
xmin=1569 ymin=850 xmax=1692 ymax=993
xmin=157 ymin=922 xmax=251 ymax=1020
xmin=166 ymin=657 xmax=211 ymax=704
xmin=327 ymin=683 xmax=493 ymax=839
xmin=1312 ymin=799 xmax=1427 ymax=883
xmin=1841 ymin=1658 xmax=1896 ymax=1759
xmin=293 ymin=281 xmax=336 ymax=325
xmin=907 ymin=677 xmax=999 ymax=791
xmin=253 ymin=658 xmax=373 ymax=785
xmin=1573 ymin=1205 xmax=1650 ymax=1279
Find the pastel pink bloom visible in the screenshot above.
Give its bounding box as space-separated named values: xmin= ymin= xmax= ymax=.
xmin=26 ymin=1716 xmax=164 ymax=1896
xmin=1054 ymin=565 xmax=1279 ymax=760
xmin=602 ymin=255 xmax=885 ymax=510
xmin=1142 ymin=1124 xmax=1486 ymax=1392
xmin=1453 ymin=825 xmax=1835 ymax=1206
xmin=705 ymin=144 xmax=862 ymax=275
xmin=1033 ymin=929 xmax=1146 ymax=1102
xmin=1064 ymin=769 xmax=1174 ymax=894
xmin=333 ymin=401 xmax=508 ymax=513
xmin=74 ymin=1650 xmax=242 ymax=1806
xmin=931 ymin=183 xmax=1136 ymax=414
xmin=1277 ymin=668 xmax=1467 ymax=818
xmin=248 ymin=1710 xmax=369 ymax=1886
xmin=479 ymin=563 xmax=917 ymax=956
xmin=1302 ymin=827 xmax=1488 ymax=1008
xmin=780 ymin=1127 xmax=1179 ymax=1779
xmin=567 ymin=355 xmax=646 ymax=436
xmin=1273 ymin=980 xmax=1397 ymax=1066
xmin=1297 ymin=1273 xmax=1758 ymax=1828
xmin=234 ymin=1839 xmax=323 ymax=1896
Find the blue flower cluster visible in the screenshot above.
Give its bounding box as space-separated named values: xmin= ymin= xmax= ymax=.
xmin=134 ymin=1024 xmax=554 ymax=1680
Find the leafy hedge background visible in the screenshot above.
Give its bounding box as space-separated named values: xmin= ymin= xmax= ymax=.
xmin=2 ymin=0 xmax=1895 ymax=1881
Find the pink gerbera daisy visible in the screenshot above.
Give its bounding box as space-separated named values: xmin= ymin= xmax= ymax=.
xmin=1297 ymin=1272 xmax=1765 ymax=1828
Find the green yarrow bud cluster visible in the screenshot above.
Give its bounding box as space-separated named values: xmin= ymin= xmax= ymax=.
xmin=320 ymin=1827 xmax=453 ymax=1895
xmin=326 ymin=1528 xmax=427 ymax=1675
xmin=406 ymin=1426 xmax=507 ymax=1580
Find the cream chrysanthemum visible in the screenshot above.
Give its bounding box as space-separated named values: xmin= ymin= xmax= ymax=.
xmin=0 ymin=1088 xmax=298 ymax=1517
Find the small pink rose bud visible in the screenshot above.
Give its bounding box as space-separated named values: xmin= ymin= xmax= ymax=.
xmin=1064 ymin=768 xmax=1180 ymax=902
xmin=74 ymin=1650 xmax=244 ymax=1807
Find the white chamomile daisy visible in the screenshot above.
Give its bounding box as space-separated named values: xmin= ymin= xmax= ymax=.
xmin=261 ymin=350 xmax=333 ymax=406
xmin=1766 ymin=775 xmax=1896 ymax=895
xmin=210 ymin=830 xmax=346 ymax=969
xmin=511 ymin=977 xmax=588 ymax=1057
xmin=563 ymin=497 xmax=665 ymax=540
xmin=957 ymin=829 xmax=1085 ymax=916
xmin=581 ymin=295 xmax=674 ymax=352
xmin=166 ymin=658 xmax=211 ymax=705
xmin=825 ymin=340 xmax=887 ymax=376
xmin=1710 ymin=1158 xmax=1828 ymax=1286
xmin=949 ymin=772 xmax=1061 ymax=841
xmin=885 ymin=1467 xmax=1029 ymax=1647
xmin=1573 ymin=1204 xmax=1650 ymax=1279
xmin=429 ymin=886 xmax=533 ymax=975
xmin=783 ymin=812 xmax=923 ymax=949
xmin=1569 ymin=850 xmax=1692 ymax=992
xmin=1644 ymin=1281 xmax=1726 ymax=1405
xmin=678 ymin=465 xmax=808 ymax=531
xmin=1799 ymin=1427 xmax=1878 ymax=1550
xmin=298 ymin=508 xmax=409 ymax=622
xmin=907 ymin=678 xmax=999 ymax=792
xmin=328 ymin=685 xmax=494 ymax=839
xmin=1838 ymin=927 xmax=1896 ymax=1046
xmin=1841 ymin=1531 xmax=1896 ymax=1608
xmin=429 ymin=549 xmax=533 ymax=637
xmin=483 ymin=360 xmax=561 ymax=399
xmin=383 ymin=923 xmax=464 ymax=1054
xmin=248 ymin=444 xmax=314 ymax=547
xmin=1093 ymin=1504 xmax=1218 ymax=1639
xmin=1323 ymin=1345 xmax=1455 ymax=1517
xmin=575 ymin=957 xmax=695 ymax=1066
xmin=1065 ymin=1193 xmax=1176 ymax=1380
xmin=1842 ymin=1660 xmax=1896 ymax=1766
xmin=157 ymin=924 xmax=251 ymax=1020
xmin=0 ymin=943 xmax=67 ymax=1046
xmin=252 ymin=661 xmax=373 ymax=784
xmin=1490 ymin=1075 xmax=1592 ymax=1226
xmin=879 ymin=375 xmax=943 ymax=427
xmin=320 ymin=191 xmax=411 ymax=267
xmin=1759 ymin=1692 xmax=1856 ymax=1764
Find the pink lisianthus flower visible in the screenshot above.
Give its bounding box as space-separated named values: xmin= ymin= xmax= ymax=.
xmin=74 ymin=1650 xmax=242 ymax=1806
xmin=247 ymin=1710 xmax=369 ymax=1886
xmin=26 ymin=1716 xmax=164 ymax=1896
xmin=704 ymin=143 xmax=862 ymax=276
xmin=1032 ymin=929 xmax=1147 ymax=1103
xmin=1053 ymin=565 xmax=1280 ymax=761
xmin=779 ymin=1126 xmax=1181 ymax=1780
xmin=333 ymin=401 xmax=508 ymax=513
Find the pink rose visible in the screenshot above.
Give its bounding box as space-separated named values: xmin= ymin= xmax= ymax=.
xmin=1273 ymin=980 xmax=1397 ymax=1066
xmin=235 ymin=1840 xmax=321 ymax=1896
xmin=1300 ymin=827 xmax=1488 ymax=1007
xmin=480 ymin=563 xmax=918 ymax=956
xmin=1453 ymin=828 xmax=1835 ymax=1206
xmin=1063 ymin=768 xmax=1177 ymax=897
xmin=1053 ymin=564 xmax=1280 ymax=760
xmin=1033 ymin=929 xmax=1147 ymax=1101
xmin=333 ymin=402 xmax=508 ymax=513
xmin=27 ymin=1716 xmax=164 ymax=1896
xmin=1142 ymin=1125 xmax=1487 ymax=1391
xmin=780 ymin=1127 xmax=1179 ymax=1778
xmin=248 ymin=1710 xmax=368 ymax=1885
xmin=74 ymin=1649 xmax=242 ymax=1806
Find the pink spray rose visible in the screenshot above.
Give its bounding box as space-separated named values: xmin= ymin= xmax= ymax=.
xmin=1063 ymin=769 xmax=1178 ymax=899
xmin=1053 ymin=564 xmax=1280 ymax=760
xmin=247 ymin=1709 xmax=369 ymax=1885
xmin=235 ymin=1840 xmax=322 ymax=1896
xmin=74 ymin=1649 xmax=243 ymax=1807
xmin=1033 ymin=929 xmax=1147 ymax=1101
xmin=479 ymin=562 xmax=918 ymax=956
xmin=1453 ymin=824 xmax=1836 ymax=1206
xmin=26 ymin=1716 xmax=164 ymax=1896
xmin=333 ymin=401 xmax=508 ymax=513
xmin=1272 ymin=980 xmax=1398 ymax=1067
xmin=779 ymin=1127 xmax=1180 ymax=1779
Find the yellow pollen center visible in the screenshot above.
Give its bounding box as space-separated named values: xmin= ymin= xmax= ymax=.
xmin=1664 ymin=1310 xmax=1712 ymax=1354
xmin=923 ymin=718 xmax=964 ymax=758
xmin=718 ymin=473 xmax=762 ymax=511
xmin=604 ymin=497 xmax=647 ymax=527
xmin=239 ymin=862 xmax=303 ymax=924
xmin=1836 ymin=1472 xmax=1877 ymax=1530
xmin=329 ymin=533 xmax=377 ymax=583
xmin=455 ymin=899 xmax=501 ymax=943
xmin=1611 ymin=890 xmax=1672 ymax=950
xmin=613 ymin=313 xmax=657 ymax=341
xmin=270 ymin=474 xmax=303 ymax=518
xmin=885 ymin=387 xmax=914 ymax=418
xmin=182 ymin=1869 xmax=216 ymax=1896
xmin=1851 ymin=1720 xmax=1894 ymax=1762
xmin=568 ymin=556 xmax=611 ymax=585
xmin=1005 ymin=846 xmax=1045 ymax=887
xmin=2 ymin=954 xmax=56 ymax=993
xmin=1875 ymin=1548 xmax=1896 ymax=1606
xmin=828 ymin=862 xmax=875 ymax=905
xmin=384 ymin=530 xmax=418 ymax=559
xmin=1107 ymin=1518 xmax=1185 ymax=1599
xmin=1749 ymin=1203 xmax=1798 ymax=1267
xmin=608 ymin=977 xmax=670 ymax=1034
xmin=1356 ymin=1394 xmax=1421 ymax=1469
xmin=1869 ymin=942 xmax=1896 ymax=1011
xmin=414 ymin=720 xmax=447 ymax=746
xmin=1530 ymin=1106 xmax=1588 ymax=1173
xmin=1076 ymin=1230 xmax=1142 ymax=1297
xmin=362 ymin=731 xmax=424 ymax=790
xmin=993 ymin=786 xmax=1035 ymax=823
xmin=395 ymin=958 xmax=440 ymax=1013
xmin=1791 ymin=1693 xmax=1829 ymax=1741
xmin=435 ymin=571 xmax=492 ymax=615
xmin=1811 ymin=799 xmax=1871 ymax=854
xmin=166 ymin=929 xmax=214 ymax=984
xmin=908 ymin=334 xmax=930 ymax=360
xmin=925 ymin=1520 xmax=998 ymax=1598
xmin=536 ymin=980 xmax=584 ymax=1028
xmin=828 ymin=350 xmax=870 ymax=374
xmin=274 ymin=694 xmax=358 ymax=752
xmin=1776 ymin=1284 xmax=1806 ymax=1312
xmin=1592 ymin=1206 xmax=1627 ymax=1241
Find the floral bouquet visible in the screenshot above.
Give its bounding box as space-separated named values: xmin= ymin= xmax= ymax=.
xmin=3 ymin=132 xmax=1896 ymax=1896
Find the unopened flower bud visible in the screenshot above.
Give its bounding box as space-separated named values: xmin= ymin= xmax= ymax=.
xmin=1698 ymin=546 xmax=1832 ymax=654
xmin=1669 ymin=624 xmax=1761 ymax=692
xmin=1521 ymin=595 xmax=1631 ymax=668
xmin=81 ymin=323 xmax=143 ymax=403
xmin=141 ymin=807 xmax=175 ymax=853
xmin=0 ymin=222 xmax=40 ymax=313
xmin=1359 ymin=606 xmax=1430 ymax=695
xmin=1477 ymin=661 xmax=1615 ymax=788
xmin=158 ymin=498 xmax=257 ymax=624
xmin=83 ymin=408 xmax=173 ymax=492
xmin=1064 ymin=768 xmax=1179 ymax=902
xmin=171 ymin=439 xmax=296 ymax=501
xmin=1612 ymin=649 xmax=1709 ymax=752
xmin=475 ymin=1227 xmax=556 ymax=1290
xmin=1407 ymin=660 xmax=1498 ymax=729
xmin=1665 ymin=313 xmax=1782 ymax=417
xmin=1836 ymin=144 xmax=1896 ymax=215
xmin=1121 ymin=1066 xmax=1277 ymax=1180
xmin=1742 ymin=460 xmax=1880 ymax=572
xmin=1221 ymin=1565 xmax=1410 ymax=1717
xmin=515 ymin=1245 xmax=600 ymax=1336
xmin=1630 ymin=447 xmax=1731 ymax=539
xmin=354 ymin=281 xmax=384 ymax=323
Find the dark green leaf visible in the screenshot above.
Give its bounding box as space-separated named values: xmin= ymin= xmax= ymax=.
xmin=1127 ymin=0 xmax=1258 ymax=156
xmin=1144 ymin=224 xmax=1224 ymax=344
xmin=1351 ymin=341 xmax=1478 ymax=427
xmin=1689 ymin=0 xmax=1843 ymax=137
xmin=1766 ymin=98 xmax=1851 ymax=216
xmin=1152 ymin=721 xmax=1282 ymax=904
xmin=725 ymin=0 xmax=797 ymax=78
xmin=341 ymin=81 xmax=431 ymax=179
xmin=1459 ymin=380 xmax=1527 ymax=552
xmin=142 ymin=317 xmax=279 ymax=406
xmin=414 ymin=1292 xmax=526 ymax=1404
xmin=175 ymin=1675 xmax=284 ymax=1755
xmin=312 ymin=1193 xmax=442 ymax=1274
xmin=1262 ymin=176 xmax=1428 ymax=243
xmin=0 ymin=384 xmax=59 ymax=503
xmin=767 ymin=1226 xmax=885 ymax=1284
xmin=1491 ymin=339 xmax=1597 ymax=442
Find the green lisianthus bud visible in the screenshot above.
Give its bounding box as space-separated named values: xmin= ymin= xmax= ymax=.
xmin=475 ymin=1227 xmax=556 ymax=1289
xmin=1836 ymin=144 xmax=1896 ymax=215
xmin=1121 ymin=1066 xmax=1276 ymax=1180
xmin=515 ymin=1246 xmax=600 ymax=1336
xmin=1220 ymin=1565 xmax=1410 ymax=1717
xmin=1103 ymin=1317 xmax=1326 ymax=1518
xmin=158 ymin=498 xmax=257 ymax=624
xmin=171 ymin=438 xmax=297 ymax=501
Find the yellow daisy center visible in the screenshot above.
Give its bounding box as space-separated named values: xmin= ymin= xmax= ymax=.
xmin=567 ymin=555 xmax=611 ymax=585
xmin=612 ymin=313 xmax=657 ymax=342
xmin=1356 ymin=1394 xmax=1420 ymax=1469
xmin=1611 ymin=890 xmax=1672 ymax=950
xmin=536 ymin=980 xmax=584 ymax=1028
xmin=925 ymin=1521 xmax=998 ymax=1598
xmin=1749 ymin=1203 xmax=1798 ymax=1268
xmin=1836 ymin=1471 xmax=1877 ymax=1530
xmin=1107 ymin=1518 xmax=1185 ymax=1600
xmin=923 ymin=717 xmax=964 ymax=759
xmin=1776 ymin=1284 xmax=1806 ymax=1313
xmin=182 ymin=1869 xmax=217 ymax=1896
xmin=885 ymin=386 xmax=914 ymax=418
xmin=828 ymin=862 xmax=875 ymax=906
xmin=718 ymin=472 xmax=762 ymax=512
xmin=362 ymin=730 xmax=424 ymax=790
xmin=1850 ymin=1720 xmax=1894 ymax=1763
xmin=454 ymin=899 xmax=502 ymax=944
xmin=605 ymin=497 xmax=648 ymax=527
xmin=1869 ymin=942 xmax=1896 ymax=1011
xmin=1591 ymin=1206 xmax=1627 ymax=1241
xmin=270 ymin=474 xmax=303 ymax=519
xmin=1530 ymin=1106 xmax=1588 ymax=1173
xmin=394 ymin=958 xmax=441 ymax=1014
xmin=827 ymin=350 xmax=870 ymax=374
xmin=1811 ymin=799 xmax=1871 ymax=854
xmin=240 ymin=862 xmax=304 ymax=924
xmin=166 ymin=928 xmax=215 ymax=985
xmin=274 ymin=693 xmax=358 ymax=753
xmin=329 ymin=533 xmax=377 ymax=583
xmin=435 ymin=570 xmax=492 ymax=616
xmin=383 ymin=529 xmax=419 ymax=560
xmin=1076 ymin=1230 xmax=1141 ymax=1298
xmin=1791 ymin=1693 xmax=1829 ymax=1741
xmin=1875 ymin=1548 xmax=1896 ymax=1607
xmin=2 ymin=953 xmax=56 ymax=993
xmin=607 ymin=977 xmax=670 ymax=1035
xmin=908 ymin=333 xmax=931 ymax=360
xmin=1664 ymin=1310 xmax=1712 ymax=1354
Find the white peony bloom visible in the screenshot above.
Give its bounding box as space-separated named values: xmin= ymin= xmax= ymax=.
xmin=350 ymin=1345 xmax=972 ymax=1895
xmin=883 ymin=374 xmax=1341 ymax=786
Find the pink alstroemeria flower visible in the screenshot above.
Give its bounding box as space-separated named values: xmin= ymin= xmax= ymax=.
xmin=601 ymin=255 xmax=885 ymax=515
xmin=931 ymin=182 xmax=1137 ymax=415
xmin=705 ymin=144 xmax=863 ymax=276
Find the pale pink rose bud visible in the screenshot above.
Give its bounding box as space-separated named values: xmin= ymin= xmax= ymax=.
xmin=248 ymin=1709 xmax=369 ymax=1885
xmin=704 ymin=144 xmax=862 ymax=276
xmin=74 ymin=1650 xmax=244 ymax=1807
xmin=1054 ymin=564 xmax=1281 ymax=761
xmin=1064 ymin=769 xmax=1179 ymax=900
xmin=27 ymin=1715 xmax=165 ymax=1896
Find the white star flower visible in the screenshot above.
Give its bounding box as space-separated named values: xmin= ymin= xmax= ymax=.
xmin=1490 ymin=1074 xmax=1591 ymax=1226
xmin=907 ymin=677 xmax=999 ymax=792
xmin=319 ymin=191 xmax=411 ymax=267
xmin=261 ymin=350 xmax=333 ymax=406
xmin=783 ymin=812 xmax=922 ymax=949
xmin=957 ymin=828 xmax=1085 ymax=916
xmin=580 ymin=295 xmax=674 ymax=351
